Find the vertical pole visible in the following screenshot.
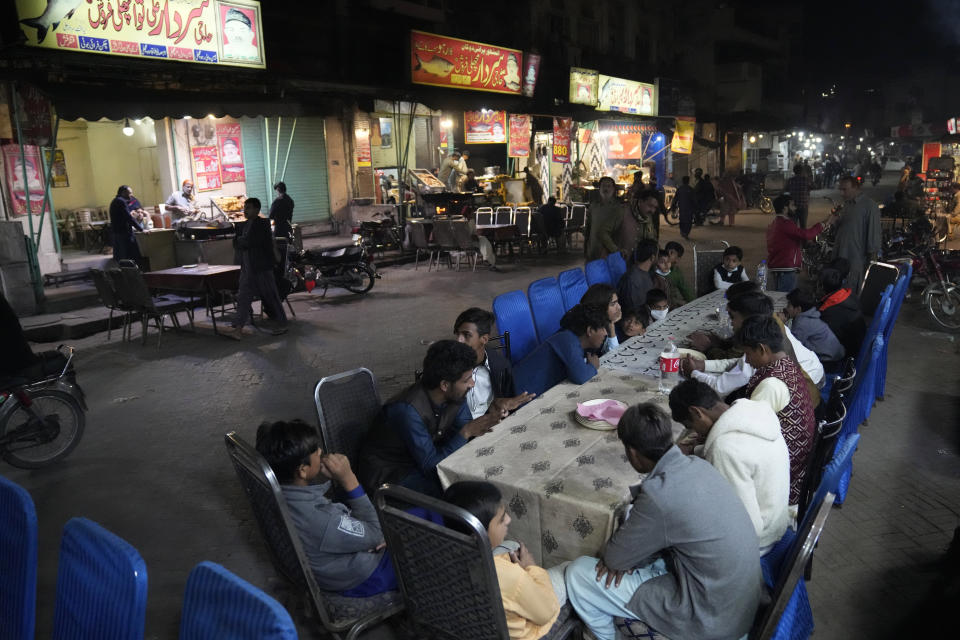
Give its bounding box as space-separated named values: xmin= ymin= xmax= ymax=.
xmin=10 ymin=82 xmax=44 ymax=303
xmin=273 ymin=116 xmax=282 ymax=184
xmin=36 ymin=114 xmax=60 ymax=242
xmin=263 ymin=116 xmax=273 ymax=199
xmin=279 ymin=117 xmax=297 ymax=182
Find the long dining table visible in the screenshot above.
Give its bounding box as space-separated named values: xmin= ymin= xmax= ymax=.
xmin=436 ymin=288 xmax=786 ymax=566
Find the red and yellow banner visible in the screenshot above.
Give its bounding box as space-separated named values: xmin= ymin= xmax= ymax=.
xmin=464 ymin=110 xmax=507 ymax=144
xmin=671 ymin=117 xmax=695 ymax=155
xmin=2 ymin=144 xmax=50 ymax=216
xmin=601 ymin=123 xmax=658 ymax=160
xmin=508 ymin=115 xmax=531 ymax=158
xmin=553 ymin=117 xmax=572 ymax=164
xmin=14 ymin=0 xmax=265 ymax=68
xmin=411 ymin=30 xmax=522 ymax=95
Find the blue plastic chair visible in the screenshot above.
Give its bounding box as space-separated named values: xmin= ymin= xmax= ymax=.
xmin=493 ymin=290 xmax=539 ymax=364
xmin=758 ymin=527 xmax=814 ymax=640
xmin=606 ymin=252 xmax=627 ymax=287
xmin=527 ymin=277 xmax=566 ymax=342
xmin=52 ymin=517 xmax=148 ymax=640
xmin=876 ymin=265 xmax=912 ymax=400
xmin=584 ymin=259 xmax=613 ymax=286
xmin=835 ymin=337 xmax=883 ymax=506
xmin=179 ymin=561 xmax=296 ymax=640
xmin=853 ymin=285 xmax=891 ymax=377
xmin=0 ymin=476 xmax=37 ymax=640
xmin=812 ymin=433 xmax=860 ymax=512
xmin=557 ymin=268 xmax=588 ymax=311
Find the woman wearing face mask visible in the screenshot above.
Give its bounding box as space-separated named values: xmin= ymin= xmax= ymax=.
xmin=580 ymin=283 xmax=622 ymax=354
xmin=646 ymin=288 xmax=670 ymax=323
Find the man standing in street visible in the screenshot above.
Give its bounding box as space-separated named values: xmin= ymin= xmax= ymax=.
xmin=833 ymin=176 xmax=881 ymax=293
xmin=586 ymin=176 xmax=624 ymax=261
xmin=674 ymin=175 xmax=696 ymax=239
xmin=109 ymin=185 xmax=143 ymax=264
xmin=229 ymin=197 xmax=288 ymax=339
xmin=787 ymin=164 xmax=812 ymax=228
xmin=269 ymin=181 xmax=294 ymax=239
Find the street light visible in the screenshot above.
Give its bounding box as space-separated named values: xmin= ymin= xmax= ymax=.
xmin=440 ymin=118 xmax=453 ymax=129
xmin=749 ymin=135 xmax=757 ymax=144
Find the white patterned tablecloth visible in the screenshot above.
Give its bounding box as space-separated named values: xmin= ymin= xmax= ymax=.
xmin=437 ymin=289 xmax=785 ymax=566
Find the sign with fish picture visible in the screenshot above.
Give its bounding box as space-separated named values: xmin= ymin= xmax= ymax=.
xmin=464 ymin=110 xmax=507 ymax=144
xmin=14 ymin=0 xmax=266 ymax=69
xmin=508 ymin=114 xmax=531 ymax=158
xmin=411 ymin=30 xmax=522 ymax=95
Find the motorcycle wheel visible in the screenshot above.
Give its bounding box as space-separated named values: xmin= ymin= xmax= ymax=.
xmin=664 ymin=210 xmax=679 ymax=226
xmin=927 ymin=285 xmax=960 ymax=330
xmin=0 ymin=390 xmax=85 ymax=469
xmin=343 ymin=265 xmax=376 ymax=294
xmin=760 ymin=197 xmax=774 ymax=214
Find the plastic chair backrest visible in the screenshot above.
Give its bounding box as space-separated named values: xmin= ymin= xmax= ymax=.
xmin=0 ymin=476 xmax=37 ymax=640
xmin=314 ymin=368 xmax=381 ymax=468
xmin=883 ymin=270 xmax=909 ymax=341
xmin=493 ymin=290 xmax=539 ymax=364
xmin=846 ymin=335 xmax=884 ymax=433
xmin=558 ymin=268 xmax=589 ymax=310
xmin=374 ymin=485 xmax=510 ymax=638
xmin=179 ymin=561 xmax=296 ymax=640
xmin=494 ymin=206 xmax=514 ymax=225
xmin=450 ymin=219 xmax=477 ymax=251
xmin=854 ymin=291 xmax=890 ymax=378
xmin=797 ymin=392 xmax=847 ymax=520
xmin=432 ymin=220 xmax=458 ymax=250
xmin=52 ymin=517 xmax=148 ymax=640
xmin=408 ymin=222 xmax=431 ymax=250
xmin=569 ymin=204 xmax=586 ymax=227
xmin=585 ymin=259 xmax=613 ymax=286
xmin=809 ymin=433 xmax=860 ymax=512
xmin=90 ymin=269 xmax=120 ymax=309
xmin=607 ymin=252 xmax=627 ymax=285
xmin=527 ymin=277 xmax=566 ymax=342
xmin=514 ymin=209 xmax=531 ymax=235
xmin=475 ymin=208 xmax=493 ymax=226
xmin=556 ymin=203 xmax=569 ymax=221
xmin=750 ymin=492 xmax=834 ymax=640
xmin=110 ymin=267 xmax=157 ymax=313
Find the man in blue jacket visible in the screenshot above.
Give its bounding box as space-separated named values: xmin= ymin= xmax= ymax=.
xmin=512 ymin=304 xmax=606 ymax=396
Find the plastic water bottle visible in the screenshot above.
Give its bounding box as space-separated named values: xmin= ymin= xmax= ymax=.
xmin=658 ymin=337 xmax=680 ymax=394
xmin=757 ymin=260 xmax=768 ymax=291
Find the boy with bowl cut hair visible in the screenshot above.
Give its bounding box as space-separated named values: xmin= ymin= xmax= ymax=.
xmin=713 ymin=245 xmax=750 ymax=291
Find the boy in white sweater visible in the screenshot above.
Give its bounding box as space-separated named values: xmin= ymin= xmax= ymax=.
xmin=669 ymin=379 xmax=791 ymax=552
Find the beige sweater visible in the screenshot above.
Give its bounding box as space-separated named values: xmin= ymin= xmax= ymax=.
xmin=493 ymin=554 xmax=560 ymax=640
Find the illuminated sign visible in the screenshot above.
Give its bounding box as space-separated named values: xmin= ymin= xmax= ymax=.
xmin=411 ymin=30 xmax=522 ymax=95
xmin=569 ymin=67 xmax=599 ymax=105
xmin=596 ymin=75 xmax=657 ymax=116
xmin=15 ymin=0 xmax=265 ymax=68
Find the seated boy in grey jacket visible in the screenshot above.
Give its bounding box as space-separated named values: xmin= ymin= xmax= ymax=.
xmin=784 ymin=288 xmax=845 ymax=367
xmin=255 ymin=419 xmax=397 ymax=596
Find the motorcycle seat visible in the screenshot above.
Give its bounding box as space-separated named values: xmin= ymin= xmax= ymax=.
xmin=302 ymin=245 xmax=364 ymax=264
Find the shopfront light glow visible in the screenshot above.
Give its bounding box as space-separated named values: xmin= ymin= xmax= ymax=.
xmin=758 ymin=134 xmax=764 ymax=139
xmin=122 ymin=118 xmax=134 ymax=136
xmin=440 ymin=118 xmax=453 ymax=129
xmin=749 ymin=135 xmax=757 ymax=143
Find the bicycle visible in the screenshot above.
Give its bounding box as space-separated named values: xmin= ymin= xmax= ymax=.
xmin=0 ymin=346 xmax=87 ymax=469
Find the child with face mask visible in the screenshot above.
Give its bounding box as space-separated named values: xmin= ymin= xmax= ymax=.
xmin=651 ymin=249 xmax=685 ymax=309
xmin=646 ymin=289 xmax=670 ymax=323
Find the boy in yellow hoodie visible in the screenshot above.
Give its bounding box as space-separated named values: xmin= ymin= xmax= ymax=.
xmin=444 ymin=481 xmax=564 ymax=639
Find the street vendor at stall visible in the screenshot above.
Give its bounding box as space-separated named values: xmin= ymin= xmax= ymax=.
xmin=165 ymin=179 xmax=200 ymax=219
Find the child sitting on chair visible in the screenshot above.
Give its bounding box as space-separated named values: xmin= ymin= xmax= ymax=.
xmin=646 ymin=288 xmax=670 ymax=323
xmin=713 ymin=245 xmax=750 ymax=291
xmin=255 ymin=419 xmax=398 ymax=596
xmin=616 ymin=305 xmax=651 ymax=342
xmin=443 ymin=481 xmax=564 ymax=640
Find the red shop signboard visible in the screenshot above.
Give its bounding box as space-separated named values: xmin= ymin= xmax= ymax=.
xmin=411 ymin=30 xmax=522 ymax=95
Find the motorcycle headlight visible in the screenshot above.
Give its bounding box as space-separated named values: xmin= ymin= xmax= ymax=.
xmin=351 ymin=234 xmax=362 ymax=244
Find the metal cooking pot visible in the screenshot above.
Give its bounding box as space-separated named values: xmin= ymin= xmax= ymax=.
xmin=484 ymin=166 xmax=501 ymax=176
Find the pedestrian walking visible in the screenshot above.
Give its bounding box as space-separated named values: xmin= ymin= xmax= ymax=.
xmin=786 ymin=164 xmax=812 ymax=228
xmin=674 ymin=176 xmax=696 ymax=239
xmin=269 ymin=181 xmax=294 ymax=239
xmin=717 ymin=172 xmax=745 ymax=227
xmin=229 ymin=197 xmax=288 ymax=339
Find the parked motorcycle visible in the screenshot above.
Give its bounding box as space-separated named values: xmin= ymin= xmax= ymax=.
xmin=0 ymin=346 xmax=86 ymax=469
xmin=353 ymin=210 xmax=403 ymax=253
xmin=802 ymin=197 xmax=841 ymax=277
xmin=285 ymin=243 xmax=380 ymax=296
xmin=887 ymin=226 xmax=960 ymax=330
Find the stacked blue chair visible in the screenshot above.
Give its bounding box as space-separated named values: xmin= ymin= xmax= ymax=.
xmin=853 ymin=285 xmax=892 ymax=378
xmin=557 ymin=268 xmax=588 ymax=311
xmin=179 ymin=561 xmax=296 ymax=640
xmin=584 ymin=259 xmax=613 ymax=286
xmin=0 ymin=476 xmax=37 ymax=640
xmin=493 ymin=290 xmax=539 ymax=364
xmin=606 ymin=252 xmax=627 ymax=287
xmin=876 ymin=264 xmax=912 ymax=400
xmin=835 ymin=335 xmax=884 ymax=505
xmin=527 ymin=277 xmax=566 ymax=342
xmin=52 ymin=517 xmax=148 ymax=640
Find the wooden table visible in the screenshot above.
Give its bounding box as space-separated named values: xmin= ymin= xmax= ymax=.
xmin=143 ymin=265 xmax=240 ymax=335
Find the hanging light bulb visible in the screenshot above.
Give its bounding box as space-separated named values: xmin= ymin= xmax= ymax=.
xmin=122 ymin=118 xmax=135 ymax=136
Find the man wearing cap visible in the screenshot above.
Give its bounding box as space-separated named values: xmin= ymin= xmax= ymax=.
xmin=165 ymin=180 xmax=198 ymax=219
xmin=222 ymin=8 xmax=258 ymax=60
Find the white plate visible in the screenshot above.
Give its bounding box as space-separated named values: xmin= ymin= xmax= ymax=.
xmin=573 ymin=399 xmax=627 ymax=431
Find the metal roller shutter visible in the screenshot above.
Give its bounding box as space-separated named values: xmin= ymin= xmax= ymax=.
xmin=239 ymin=116 xmax=268 ymax=205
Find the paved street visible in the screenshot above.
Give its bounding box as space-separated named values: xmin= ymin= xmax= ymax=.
xmin=6 ymin=179 xmax=959 ymax=639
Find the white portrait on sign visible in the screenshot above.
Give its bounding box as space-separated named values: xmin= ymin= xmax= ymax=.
xmin=220 ymin=5 xmax=260 ymax=62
